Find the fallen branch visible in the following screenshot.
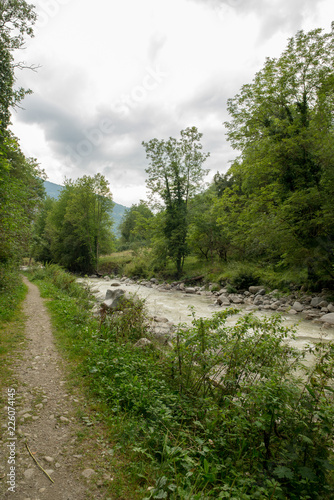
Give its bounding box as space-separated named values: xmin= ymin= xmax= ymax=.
xmin=25 ymin=441 xmax=55 ymax=484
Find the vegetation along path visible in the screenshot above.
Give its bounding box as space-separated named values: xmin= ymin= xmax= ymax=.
xmin=0 ymin=277 xmax=111 ymax=500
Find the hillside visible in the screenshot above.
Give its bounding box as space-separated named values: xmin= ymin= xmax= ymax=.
xmin=43 ymin=180 xmax=128 ymax=236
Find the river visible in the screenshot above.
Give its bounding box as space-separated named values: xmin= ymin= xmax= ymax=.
xmin=78 ymin=277 xmax=334 ymax=362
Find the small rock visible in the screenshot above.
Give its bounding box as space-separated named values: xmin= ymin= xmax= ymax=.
xmin=249 ymin=286 xmax=265 ymax=294
xmin=134 ymin=338 xmax=152 ymax=348
xmin=153 ymin=316 xmax=169 ymax=323
xmin=289 ymin=309 xmax=298 ymax=315
xmin=44 ymin=456 xmax=54 ymax=463
xmin=318 ymin=300 xmax=329 ymax=308
xmin=185 ymin=287 xmax=196 ymax=294
xmin=216 ymin=294 xmax=230 ymax=305
xmin=104 ymin=276 xmax=110 ymax=281
xmin=82 ymin=468 xmax=96 ymax=479
xmin=24 ymin=469 xmax=35 ymax=479
xmin=292 ymin=301 xmax=304 ymax=312
xmin=59 ymin=416 xmax=70 ymax=423
xmin=253 ymin=296 xmax=263 ymax=306
xmin=230 ymin=296 xmax=243 ymax=304
xmin=109 ymin=282 xmax=121 ymax=287
xmin=328 ymin=303 xmax=334 ymax=313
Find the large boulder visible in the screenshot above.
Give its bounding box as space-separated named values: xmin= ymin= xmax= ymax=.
xmin=292 ymin=301 xmax=304 ymax=312
xmin=311 ymin=297 xmax=323 ymax=308
xmin=216 ymin=294 xmax=231 ymax=306
xmin=103 ymin=289 xmax=125 ymax=310
xmin=319 ymin=313 xmax=334 ymax=325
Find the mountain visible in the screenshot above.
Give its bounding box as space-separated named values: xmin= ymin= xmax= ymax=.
xmin=43 ymin=180 xmax=128 ymax=236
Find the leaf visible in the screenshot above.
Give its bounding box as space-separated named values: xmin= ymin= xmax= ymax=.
xmin=298 ymin=466 xmax=317 ymax=481
xmin=305 ymin=385 xmax=317 ymax=398
xmin=153 ymin=491 xmax=167 ymax=499
xmin=273 ymin=466 xmax=294 ymax=479
xmin=298 ymin=434 xmax=314 ymax=445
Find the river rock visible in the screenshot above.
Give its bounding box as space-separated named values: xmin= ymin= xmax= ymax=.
xmin=328 ymin=303 xmax=334 ymax=313
xmin=318 ymin=300 xmax=329 ymax=308
xmin=110 ymin=281 xmax=121 ymax=287
xmin=253 ymin=295 xmax=263 ymax=306
xmin=153 ymin=316 xmax=169 ymax=323
xmin=216 ymin=294 xmax=231 ymax=306
xmin=249 ymin=286 xmax=264 ymax=294
xmin=311 ymin=297 xmax=323 ymax=307
xmin=292 ymin=301 xmax=304 ymax=312
xmin=319 ymin=313 xmax=334 ymax=325
xmin=134 ymin=338 xmax=152 ymax=348
xmin=230 ymin=295 xmax=244 ymax=304
xmin=185 ymin=287 xmax=196 ymax=294
xmin=104 ymin=276 xmax=110 ymax=281
xmin=103 ymin=289 xmax=125 ymax=310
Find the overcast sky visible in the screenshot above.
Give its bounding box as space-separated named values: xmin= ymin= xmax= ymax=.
xmin=10 ymin=0 xmax=334 ymax=206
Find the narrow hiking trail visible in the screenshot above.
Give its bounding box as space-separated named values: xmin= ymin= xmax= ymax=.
xmin=0 ymin=277 xmax=112 ymax=500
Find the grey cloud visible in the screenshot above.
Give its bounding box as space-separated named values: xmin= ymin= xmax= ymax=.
xmin=189 ymin=0 xmax=325 ymax=41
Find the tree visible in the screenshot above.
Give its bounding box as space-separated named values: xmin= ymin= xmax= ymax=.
xmin=0 ymin=132 xmax=44 ymax=267
xmin=40 ymin=174 xmax=114 ymax=273
xmin=188 ymin=188 xmax=230 ymax=261
xmin=0 ymin=0 xmax=36 ymax=132
xmin=224 ymin=25 xmax=334 ymax=284
xmin=142 ymin=126 xmax=209 ymax=275
xmin=118 ymin=201 xmax=153 ymax=249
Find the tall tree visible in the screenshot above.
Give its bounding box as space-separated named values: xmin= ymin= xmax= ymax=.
xmin=0 ymin=0 xmax=36 ymax=131
xmin=224 ymin=25 xmax=334 ymax=283
xmin=0 ymin=1 xmax=44 ymax=285
xmin=142 ymin=127 xmax=209 ymax=275
xmin=40 ymin=174 xmax=114 ymax=273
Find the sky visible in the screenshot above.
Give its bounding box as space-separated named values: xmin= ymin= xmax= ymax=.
xmin=10 ymin=0 xmax=334 ymax=207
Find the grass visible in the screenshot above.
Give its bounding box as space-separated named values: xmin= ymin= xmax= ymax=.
xmin=0 ymin=269 xmax=27 ymax=409
xmin=24 ymin=264 xmax=334 ymax=499
xmin=99 ymin=250 xmax=309 ymax=293
xmin=98 ymin=250 xmax=135 ymax=276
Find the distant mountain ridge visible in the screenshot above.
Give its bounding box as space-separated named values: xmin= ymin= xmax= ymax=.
xmin=43 ymin=180 xmax=128 ymax=236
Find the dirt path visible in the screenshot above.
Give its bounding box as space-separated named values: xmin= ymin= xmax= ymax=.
xmin=0 ymin=277 xmax=109 ymax=500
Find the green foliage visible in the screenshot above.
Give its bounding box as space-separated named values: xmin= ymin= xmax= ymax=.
xmin=33 ymin=174 xmax=114 ymax=274
xmin=143 ymin=127 xmax=209 ymax=276
xmin=0 ymin=133 xmax=45 ymax=269
xmin=118 ymin=201 xmax=153 ymax=250
xmin=222 ymin=26 xmax=334 ymax=282
xmin=0 ymin=266 xmax=26 ymax=322
xmin=0 ymin=0 xmax=36 ymax=131
xmin=29 ymin=265 xmax=334 ymax=499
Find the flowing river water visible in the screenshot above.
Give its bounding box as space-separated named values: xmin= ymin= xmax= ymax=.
xmin=78 ymin=278 xmax=334 ymax=367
